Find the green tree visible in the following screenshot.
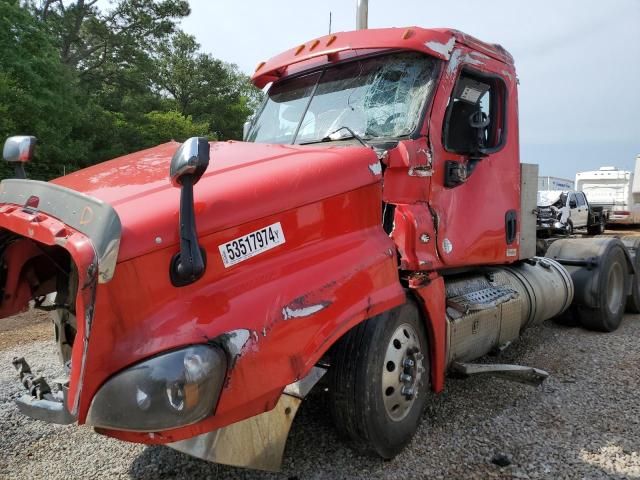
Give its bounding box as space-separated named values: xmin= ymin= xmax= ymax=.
xmin=33 ymin=0 xmax=189 ymax=84
xmin=154 ymin=32 xmax=261 ymax=140
xmin=1 ymin=1 xmax=260 ymax=181
xmin=137 ymin=110 xmax=209 ymax=146
xmin=0 ymin=0 xmax=83 ymax=179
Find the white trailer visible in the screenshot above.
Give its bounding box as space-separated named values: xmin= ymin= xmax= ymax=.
xmin=576 ymin=158 xmax=640 ymax=225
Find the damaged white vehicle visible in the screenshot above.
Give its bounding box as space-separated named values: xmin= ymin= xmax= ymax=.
xmin=537 ymin=190 xmax=606 ymax=236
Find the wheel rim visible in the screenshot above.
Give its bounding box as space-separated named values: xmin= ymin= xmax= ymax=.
xmin=607 ymin=262 xmax=624 ymax=313
xmin=381 ymin=323 xmax=425 ymax=422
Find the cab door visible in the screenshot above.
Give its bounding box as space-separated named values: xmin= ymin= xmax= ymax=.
xmin=426 ymin=47 xmax=520 ymax=268
xmin=574 ymin=192 xmax=589 ymax=228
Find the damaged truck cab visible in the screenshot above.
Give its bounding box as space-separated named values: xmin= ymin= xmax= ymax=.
xmin=0 ymin=26 xmax=635 ymax=471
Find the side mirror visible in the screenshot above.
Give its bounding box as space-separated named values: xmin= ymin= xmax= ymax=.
xmin=3 ymin=136 xmax=37 ymax=179
xmin=170 ymin=137 xmax=209 ymax=186
xmin=169 ymin=137 xmax=210 ymax=287
xmin=569 ymin=200 xmax=577 ymax=209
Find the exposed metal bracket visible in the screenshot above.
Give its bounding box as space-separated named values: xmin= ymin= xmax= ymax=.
xmin=283 ymin=366 xmax=326 ymax=399
xmin=12 ymin=357 xmax=75 ymax=424
xmin=169 ymin=365 xmax=327 ymax=472
xmin=452 ymin=362 xmax=549 ymax=386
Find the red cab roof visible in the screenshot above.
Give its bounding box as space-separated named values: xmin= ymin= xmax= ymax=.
xmin=251 ymin=27 xmax=513 ymax=88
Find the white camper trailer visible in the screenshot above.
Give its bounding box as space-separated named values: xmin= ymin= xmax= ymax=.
xmin=575 ymin=156 xmax=640 ymax=225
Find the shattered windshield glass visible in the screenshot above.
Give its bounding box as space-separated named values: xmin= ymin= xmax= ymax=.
xmin=246 ymin=52 xmax=440 ymax=145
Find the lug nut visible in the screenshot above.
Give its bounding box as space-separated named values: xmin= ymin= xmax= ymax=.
xmin=400 ymin=373 xmax=412 ymax=383
xmin=401 ymin=386 xmax=415 ymax=397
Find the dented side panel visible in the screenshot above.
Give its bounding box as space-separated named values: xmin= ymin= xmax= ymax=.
xmin=78 ymin=182 xmax=404 ymax=444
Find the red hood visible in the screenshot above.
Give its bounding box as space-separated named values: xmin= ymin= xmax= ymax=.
xmin=53 ymin=141 xmax=380 ymax=262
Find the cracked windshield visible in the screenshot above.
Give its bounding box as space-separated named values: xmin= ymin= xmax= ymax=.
xmin=247 ymin=52 xmax=440 ymax=144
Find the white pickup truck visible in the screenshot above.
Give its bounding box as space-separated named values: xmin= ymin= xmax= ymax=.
xmin=537 ymin=190 xmax=607 ymax=236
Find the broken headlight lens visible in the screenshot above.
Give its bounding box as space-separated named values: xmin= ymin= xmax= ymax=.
xmin=86 ymin=345 xmax=227 ymax=431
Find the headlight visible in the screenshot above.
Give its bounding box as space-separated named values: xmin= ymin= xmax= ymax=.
xmin=87 ymin=345 xmax=227 ymax=431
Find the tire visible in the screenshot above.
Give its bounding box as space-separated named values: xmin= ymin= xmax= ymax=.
xmin=328 ymin=300 xmax=430 ymax=459
xmin=566 ymin=221 xmax=574 ymax=235
xmin=621 ymin=235 xmax=640 ymax=313
xmin=52 ymin=265 xmax=78 ymax=367
xmin=577 ymin=244 xmax=629 ymax=331
xmin=587 ymin=217 xmax=605 ymax=235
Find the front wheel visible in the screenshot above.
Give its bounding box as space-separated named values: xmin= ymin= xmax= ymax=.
xmin=328 ymin=300 xmax=430 ymax=459
xmin=565 ymin=220 xmax=574 ymax=235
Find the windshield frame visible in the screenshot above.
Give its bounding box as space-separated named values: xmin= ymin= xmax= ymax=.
xmin=246 ymin=49 xmax=443 ymax=145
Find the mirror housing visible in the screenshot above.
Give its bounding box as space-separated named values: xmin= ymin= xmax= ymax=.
xmin=3 ymin=136 xmax=37 ymax=179
xmin=169 ymin=137 xmax=210 ymax=287
xmin=3 ymin=135 xmax=36 ymax=163
xmin=170 ymin=137 xmax=210 ymax=187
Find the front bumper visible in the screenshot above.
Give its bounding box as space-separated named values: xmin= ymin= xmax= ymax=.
xmin=12 ymin=357 xmax=75 ymax=425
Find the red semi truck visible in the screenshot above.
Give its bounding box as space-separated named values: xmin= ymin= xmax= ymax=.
xmin=1 ymin=17 xmax=638 ymax=473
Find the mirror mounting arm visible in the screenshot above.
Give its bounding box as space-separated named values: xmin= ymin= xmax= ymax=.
xmin=13 ymin=163 xmax=26 ymax=179
xmin=170 ymin=174 xmax=206 ymax=287
xmin=168 ymin=137 xmax=210 ymax=287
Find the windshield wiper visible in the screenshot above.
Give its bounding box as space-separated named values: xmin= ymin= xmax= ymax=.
xmin=300 ymin=126 xmax=371 ymax=148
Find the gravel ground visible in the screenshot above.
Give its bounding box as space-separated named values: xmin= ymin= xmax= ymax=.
xmin=1 ymin=310 xmax=639 ymax=479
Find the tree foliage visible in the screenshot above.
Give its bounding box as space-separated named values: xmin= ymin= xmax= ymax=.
xmin=0 ymin=0 xmax=261 ymax=180
xmin=154 ymin=31 xmax=257 ymax=140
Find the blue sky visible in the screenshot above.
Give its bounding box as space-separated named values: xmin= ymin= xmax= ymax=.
xmin=181 ymin=0 xmax=639 ymax=180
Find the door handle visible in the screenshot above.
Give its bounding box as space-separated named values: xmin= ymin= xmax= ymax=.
xmin=505 ymin=210 xmax=517 ymax=245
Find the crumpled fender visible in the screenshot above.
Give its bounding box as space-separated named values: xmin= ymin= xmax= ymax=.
xmin=83 ymin=183 xmax=406 ymax=444
xmin=0 ymin=203 xmax=98 ymax=415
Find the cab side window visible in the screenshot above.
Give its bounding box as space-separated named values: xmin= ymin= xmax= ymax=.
xmin=443 ymin=70 xmax=506 ymax=154
xmin=569 ymin=193 xmax=577 ymax=208
xmin=577 ymin=193 xmax=586 ymax=207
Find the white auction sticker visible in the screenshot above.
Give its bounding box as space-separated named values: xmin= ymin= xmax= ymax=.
xmin=218 ymin=222 xmax=286 ymax=268
xmin=460 ymin=86 xmax=482 ymax=103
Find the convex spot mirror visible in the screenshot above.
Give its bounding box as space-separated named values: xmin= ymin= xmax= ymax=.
xmin=169 ymin=137 xmax=210 ymax=187
xmin=3 ymin=136 xmax=37 ymax=163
